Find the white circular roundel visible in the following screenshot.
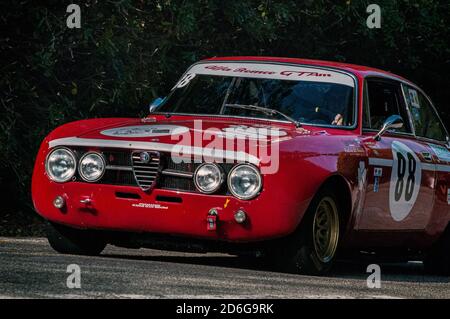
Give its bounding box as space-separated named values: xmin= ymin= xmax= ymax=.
xmin=101 ymin=125 xmax=189 ymax=137
xmin=389 ymin=141 xmax=422 ymax=221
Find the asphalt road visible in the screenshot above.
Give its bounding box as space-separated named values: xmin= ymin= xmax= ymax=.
xmin=0 ymin=237 xmax=449 ymax=299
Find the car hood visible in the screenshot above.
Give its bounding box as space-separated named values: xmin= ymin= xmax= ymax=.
xmin=77 ymin=116 xmax=297 ymax=144
xmin=48 ymin=115 xmax=330 ymax=166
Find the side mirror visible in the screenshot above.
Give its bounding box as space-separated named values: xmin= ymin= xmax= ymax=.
xmin=149 ymin=97 xmax=165 ymax=113
xmin=374 ymin=115 xmax=404 ymax=141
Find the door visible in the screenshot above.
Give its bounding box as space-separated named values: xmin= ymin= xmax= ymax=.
xmin=402 ymin=84 xmax=450 ymax=231
xmin=357 ymin=78 xmax=436 ymax=230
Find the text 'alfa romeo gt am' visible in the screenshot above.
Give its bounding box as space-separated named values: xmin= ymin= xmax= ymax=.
xmin=32 ymin=57 xmax=450 ymax=275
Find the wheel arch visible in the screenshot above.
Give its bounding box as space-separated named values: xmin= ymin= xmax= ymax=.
xmin=309 ymin=173 xmax=354 ymax=234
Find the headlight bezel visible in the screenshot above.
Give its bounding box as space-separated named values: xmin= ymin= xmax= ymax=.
xmin=193 ymin=163 xmax=224 ymax=194
xmin=227 ymin=164 xmax=262 ymax=200
xmin=45 ymin=147 xmax=77 ymax=183
xmin=78 ymin=151 xmax=106 ymax=182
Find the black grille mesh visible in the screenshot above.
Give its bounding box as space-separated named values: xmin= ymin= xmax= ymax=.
xmin=72 ymin=148 xmax=235 ymax=193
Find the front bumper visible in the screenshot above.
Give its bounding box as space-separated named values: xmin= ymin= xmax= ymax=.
xmin=32 ymin=179 xmax=307 ymax=242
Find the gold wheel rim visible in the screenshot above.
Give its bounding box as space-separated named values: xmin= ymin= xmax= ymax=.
xmin=312 ymin=197 xmax=339 ymax=263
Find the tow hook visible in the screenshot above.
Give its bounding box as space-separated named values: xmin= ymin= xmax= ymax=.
xmin=80 ymin=197 xmax=93 ymax=206
xmin=79 ymin=196 xmax=97 ymax=214
xmin=207 ymin=208 xmax=219 ymax=231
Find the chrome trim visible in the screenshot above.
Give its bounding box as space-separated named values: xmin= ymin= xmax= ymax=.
xmin=105 ymin=165 xmax=133 ymax=172
xmin=193 ymin=163 xmax=224 ymax=194
xmin=363 ymin=128 xmax=416 ymax=138
xmin=403 ymin=82 xmax=449 ymax=142
xmin=364 ymin=74 xmax=449 ymax=142
xmin=48 ymin=137 xmax=260 ymax=166
xmin=362 ymin=76 xmax=413 ymax=135
xmin=227 ymin=163 xmax=262 ymax=200
xmin=161 ymin=169 xmax=194 ymax=178
xmin=131 ymin=151 xmax=160 ymax=191
xmin=78 ymin=152 xmax=106 ymax=183
xmin=400 ymin=83 xmax=417 ymax=136
xmin=45 ymin=147 xmax=77 ymax=183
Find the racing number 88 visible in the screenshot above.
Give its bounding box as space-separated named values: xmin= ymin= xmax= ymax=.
xmin=394 ymin=152 xmax=416 ymax=202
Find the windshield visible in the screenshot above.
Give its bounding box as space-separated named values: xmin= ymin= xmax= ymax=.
xmin=157 ymin=64 xmax=355 ymax=127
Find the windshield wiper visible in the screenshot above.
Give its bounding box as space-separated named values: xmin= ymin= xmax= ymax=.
xmin=224 ymin=104 xmax=301 ymax=127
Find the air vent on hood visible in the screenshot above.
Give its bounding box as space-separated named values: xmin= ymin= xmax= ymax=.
xmin=131 ymin=151 xmax=161 ymax=191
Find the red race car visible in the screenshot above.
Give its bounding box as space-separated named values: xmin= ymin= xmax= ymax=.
xmin=32 ymin=57 xmax=450 ymax=275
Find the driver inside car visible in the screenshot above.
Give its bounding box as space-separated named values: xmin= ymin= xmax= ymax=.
xmin=322 ymin=85 xmax=350 ymax=126
xmin=332 ymin=113 xmax=344 ymax=126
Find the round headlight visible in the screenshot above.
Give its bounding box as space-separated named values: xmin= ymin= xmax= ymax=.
xmin=45 ymin=148 xmax=76 ymax=182
xmin=228 ymin=164 xmax=262 ymax=200
xmin=78 ymin=152 xmax=105 ymax=182
xmin=194 ymin=163 xmax=224 ymax=194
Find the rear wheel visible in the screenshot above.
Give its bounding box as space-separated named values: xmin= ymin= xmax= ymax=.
xmin=281 ymin=189 xmax=342 ymax=275
xmin=46 ymin=222 xmax=106 ymax=256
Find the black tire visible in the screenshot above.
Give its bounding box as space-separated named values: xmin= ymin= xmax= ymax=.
xmin=46 ymin=222 xmax=106 ymax=256
xmin=278 ymin=188 xmax=343 ymax=275
xmin=423 ymin=229 xmax=450 ymax=276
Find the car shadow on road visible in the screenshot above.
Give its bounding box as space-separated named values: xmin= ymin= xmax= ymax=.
xmin=101 ymin=249 xmax=450 ymax=283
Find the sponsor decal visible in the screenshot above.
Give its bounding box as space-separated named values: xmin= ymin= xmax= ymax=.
xmin=132 ymin=203 xmax=168 ymax=210
xmin=358 ymin=161 xmax=367 ymax=191
xmin=297 ymin=128 xmax=312 ymax=135
xmin=101 ymin=125 xmax=189 ymax=138
xmin=219 ymin=125 xmax=287 ymax=140
xmin=373 ymin=177 xmax=380 ymax=193
xmin=186 ymin=62 xmax=355 ymax=87
xmin=354 ymin=161 xmax=368 ymax=218
xmin=374 ymin=167 xmax=383 ymax=177
xmin=174 ymin=73 xmax=196 ymax=89
xmin=408 ymin=89 xmax=421 ymax=109
xmin=373 ymin=167 xmax=382 ymax=193
xmin=389 ymin=141 xmax=422 ymax=221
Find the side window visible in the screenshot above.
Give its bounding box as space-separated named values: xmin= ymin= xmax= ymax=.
xmin=363 ymin=79 xmax=411 ymax=133
xmin=403 ymin=85 xmax=447 ymax=142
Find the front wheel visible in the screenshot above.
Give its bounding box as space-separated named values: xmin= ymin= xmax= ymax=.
xmin=281 ymin=189 xmax=342 ymax=275
xmin=46 ymin=222 xmax=106 ymax=256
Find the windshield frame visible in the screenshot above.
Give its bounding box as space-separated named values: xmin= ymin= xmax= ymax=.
xmin=152 ymin=61 xmax=359 ymax=130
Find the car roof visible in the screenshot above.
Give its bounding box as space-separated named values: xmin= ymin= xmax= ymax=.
xmin=203 ymin=56 xmax=413 ymax=84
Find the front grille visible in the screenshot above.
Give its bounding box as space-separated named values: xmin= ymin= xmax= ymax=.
xmin=101 ymin=169 xmax=137 ymax=186
xmin=71 ymin=147 xmax=236 ymax=194
xmin=131 ymin=151 xmax=160 ymax=191
xmin=103 ymin=150 xmax=132 ymax=166
xmin=159 ymin=175 xmax=197 ymax=192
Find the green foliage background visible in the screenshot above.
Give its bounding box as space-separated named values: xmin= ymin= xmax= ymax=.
xmin=1 ymin=0 xmax=449 ymax=235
